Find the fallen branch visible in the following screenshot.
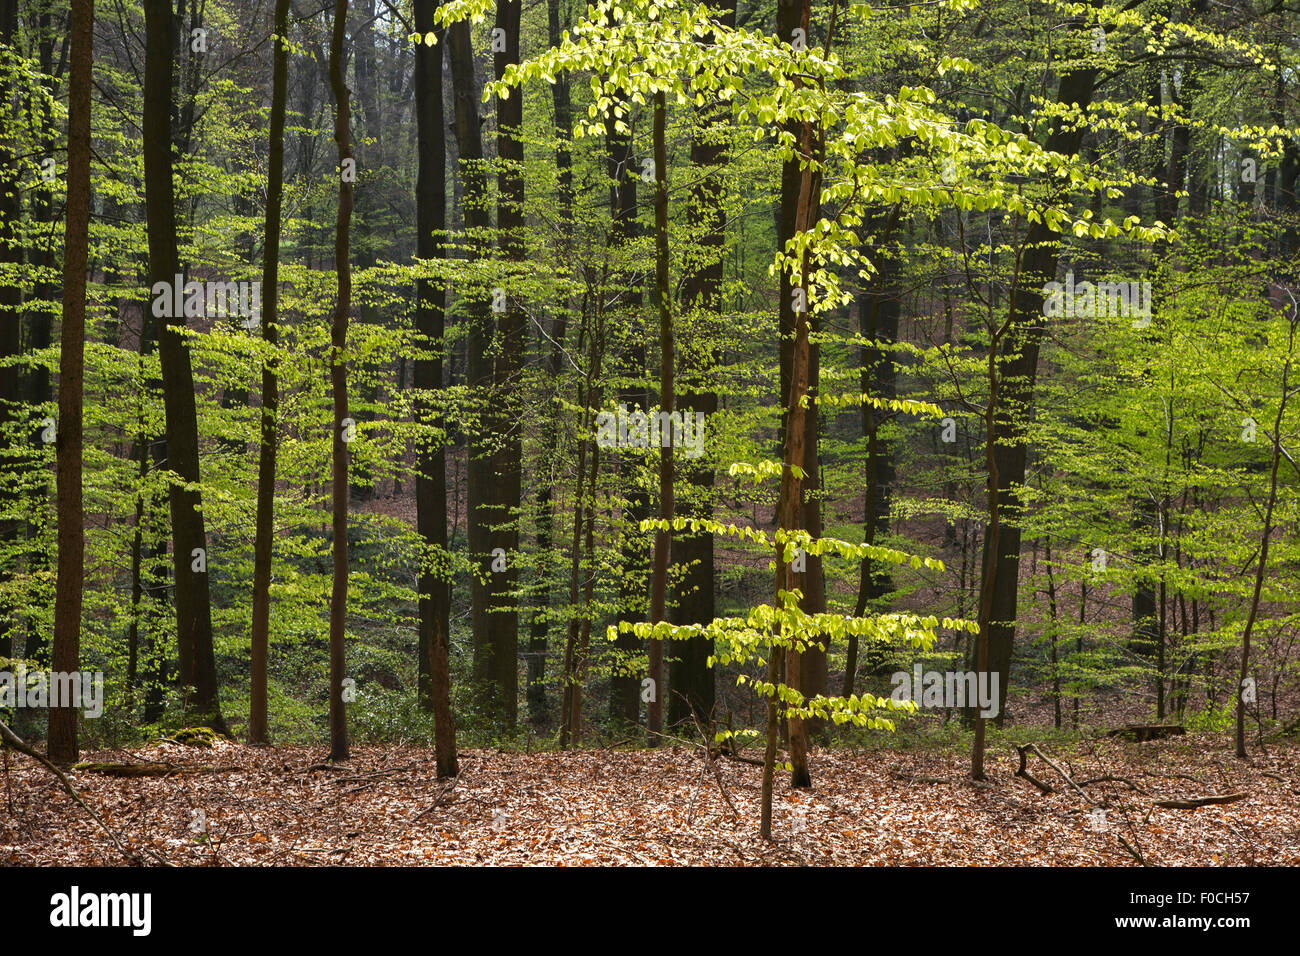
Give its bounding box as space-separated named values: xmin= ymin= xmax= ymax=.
xmin=1117 ymin=834 xmax=1147 ymax=866
xmin=1152 ymin=792 xmax=1248 ymax=810
xmin=1107 ymin=724 xmax=1186 ymax=742
xmin=411 ymin=777 xmax=460 ymax=823
xmin=1015 ymin=743 xmax=1099 ymax=804
xmin=1013 ymin=745 xmax=1055 ymax=795
xmin=1077 ymin=774 xmax=1143 ymax=792
xmin=0 ymin=719 xmax=168 ymax=866
xmin=73 ymin=761 xmax=241 ymax=778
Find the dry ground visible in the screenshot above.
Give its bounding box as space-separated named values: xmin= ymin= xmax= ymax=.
xmin=2 ymin=734 xmax=1297 ymax=866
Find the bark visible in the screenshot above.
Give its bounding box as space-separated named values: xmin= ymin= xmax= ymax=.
xmin=446 ymin=19 xmax=498 ymax=718
xmin=846 ymin=234 xmax=899 ymax=695
xmin=526 ymin=0 xmax=575 ymax=726
xmin=326 ymin=0 xmax=352 ymax=762
xmin=414 ymin=0 xmax=458 ymax=778
xmin=764 ymin=0 xmax=817 ymax=824
xmin=607 ymin=98 xmax=648 ymax=728
xmin=249 ymin=0 xmax=292 ymax=747
xmin=490 ymin=0 xmax=524 ymax=727
xmin=143 ymin=0 xmax=226 ymax=733
xmin=667 ymin=0 xmax=734 ymax=727
xmin=0 ymin=0 xmax=20 ymax=663
xmin=47 ymin=0 xmax=92 ymax=765
xmin=1237 ymin=322 xmax=1294 ymax=757
xmin=970 ymin=62 xmax=1098 ymax=734
xmin=647 ymin=91 xmax=672 ymax=742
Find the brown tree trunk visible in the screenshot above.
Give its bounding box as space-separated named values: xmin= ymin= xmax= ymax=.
xmin=607 ymin=98 xmax=648 ymax=728
xmin=764 ymin=1 xmax=817 ymax=826
xmin=143 ymin=0 xmax=225 ymax=734
xmin=667 ymin=0 xmax=734 ymax=728
xmin=47 ymin=0 xmax=92 ymax=765
xmin=527 ymin=0 xmax=575 ymax=726
xmin=490 ymin=0 xmax=524 ymax=728
xmin=326 ymin=0 xmax=352 ymax=763
xmin=647 ymin=91 xmax=672 ymax=743
xmin=972 ymin=63 xmax=1098 ymax=733
xmin=446 ymin=20 xmax=498 ymax=720
xmin=0 ymin=0 xmax=20 ymax=665
xmin=414 ymin=0 xmax=458 ymax=778
xmin=249 ymin=0 xmax=292 ymax=747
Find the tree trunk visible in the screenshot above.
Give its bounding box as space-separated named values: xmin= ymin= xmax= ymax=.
xmin=249 ymin=0 xmax=292 ymax=747
xmin=971 ymin=62 xmax=1098 ymax=733
xmin=0 ymin=0 xmax=20 ymax=665
xmin=142 ymin=0 xmax=225 ymax=734
xmin=490 ymin=0 xmax=524 ymax=728
xmin=326 ymin=0 xmax=352 ymax=763
xmin=47 ymin=0 xmax=93 ymax=765
xmin=526 ymin=0 xmax=576 ymax=726
xmin=414 ymin=0 xmax=458 ymax=778
xmin=446 ymin=19 xmax=499 ymax=720
xmin=647 ymin=90 xmax=672 ymax=742
xmin=667 ymin=0 xmax=734 ymax=728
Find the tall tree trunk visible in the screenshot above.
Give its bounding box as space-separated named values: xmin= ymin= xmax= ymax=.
xmin=970 ymin=62 xmax=1098 ymax=737
xmin=764 ymin=0 xmax=816 ymax=834
xmin=667 ymin=0 xmax=734 ymax=728
xmin=249 ymin=0 xmax=292 ymax=747
xmin=446 ymin=19 xmax=498 ymax=719
xmin=47 ymin=0 xmax=92 ymax=765
xmin=1237 ymin=321 xmax=1295 ymax=757
xmin=326 ymin=0 xmax=352 ymax=763
xmin=490 ymin=0 xmax=524 ymax=728
xmin=414 ymin=0 xmax=458 ymax=778
xmin=143 ymin=0 xmax=226 ymax=733
xmin=0 ymin=0 xmax=21 ymax=664
xmin=846 ymin=229 xmax=899 ymax=695
xmin=646 ymin=91 xmax=672 ymax=742
xmin=607 ymin=99 xmax=647 ymax=728
xmin=526 ymin=0 xmax=575 ymax=726
xmin=22 ymin=6 xmax=58 ymax=668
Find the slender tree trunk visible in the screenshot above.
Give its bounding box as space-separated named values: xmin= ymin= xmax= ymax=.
xmin=249 ymin=0 xmax=292 ymax=746
xmin=326 ymin=0 xmax=352 ymax=763
xmin=527 ymin=0 xmax=575 ymax=726
xmin=47 ymin=0 xmax=92 ymax=765
xmin=973 ymin=62 xmax=1098 ymax=729
xmin=490 ymin=0 xmax=524 ymax=728
xmin=446 ymin=20 xmax=498 ymax=718
xmin=0 ymin=0 xmax=21 ymax=665
xmin=764 ymin=7 xmax=817 ymax=828
xmin=1237 ymin=323 xmax=1294 ymax=757
xmin=414 ymin=0 xmax=458 ymax=778
xmin=667 ymin=0 xmax=734 ymax=727
xmin=607 ymin=99 xmax=648 ymax=727
xmin=143 ymin=0 xmax=226 ymax=733
xmin=645 ymin=91 xmax=673 ymax=743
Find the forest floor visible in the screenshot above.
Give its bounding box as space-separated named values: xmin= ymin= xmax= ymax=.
xmin=3 ymin=732 xmax=1298 ymax=866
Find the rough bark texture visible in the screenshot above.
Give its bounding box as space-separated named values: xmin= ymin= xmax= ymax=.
xmin=666 ymin=0 xmax=735 ymax=728
xmin=143 ymin=0 xmax=225 ymax=733
xmin=414 ymin=0 xmax=458 ymax=777
xmin=326 ymin=0 xmax=352 ymax=763
xmin=47 ymin=0 xmax=93 ymax=766
xmin=490 ymin=0 xmax=524 ymax=727
xmin=647 ymin=91 xmax=672 ymax=742
xmin=249 ymin=0 xmax=291 ymax=747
